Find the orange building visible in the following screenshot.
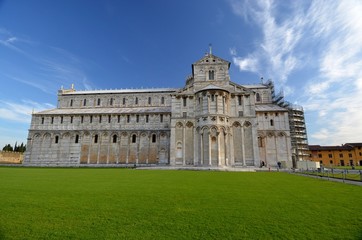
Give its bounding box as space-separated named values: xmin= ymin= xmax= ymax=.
xmin=309 ymin=143 xmax=362 ymax=167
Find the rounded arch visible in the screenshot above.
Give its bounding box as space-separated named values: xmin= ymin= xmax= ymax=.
xmin=267 ymin=131 xmax=275 ymax=137
xmin=233 ymin=121 xmax=241 ymax=127
xmin=33 ymin=133 xmax=41 ymax=139
xmin=219 ymin=126 xmax=227 ymax=134
xmin=210 ymin=126 xmax=218 ymax=136
xmin=278 ymin=131 xmax=286 ymax=137
xmin=186 ymin=121 xmax=193 ymax=128
xmin=62 ymin=132 xmax=71 ymax=138
xmin=43 ymin=132 xmax=51 ymax=138
xmin=176 ymin=122 xmax=184 ymax=128
xmin=201 ymin=126 xmax=209 ymax=133
xmin=244 ymin=121 xmax=252 ymax=127
xmin=160 ymin=132 xmax=167 ymax=138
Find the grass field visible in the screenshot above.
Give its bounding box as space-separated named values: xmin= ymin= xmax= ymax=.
xmin=0 ymin=167 xmax=361 ymax=239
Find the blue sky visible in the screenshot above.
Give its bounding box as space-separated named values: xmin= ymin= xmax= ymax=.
xmin=1 ymin=0 xmax=361 ymax=148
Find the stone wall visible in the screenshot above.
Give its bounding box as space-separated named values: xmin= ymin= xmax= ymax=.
xmin=0 ymin=151 xmax=23 ymax=164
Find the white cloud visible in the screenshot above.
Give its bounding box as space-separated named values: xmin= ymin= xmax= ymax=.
xmin=0 ymin=100 xmax=54 ymax=123
xmin=230 ymin=0 xmax=362 ymax=145
xmin=232 ymin=55 xmax=259 ymax=72
xmin=229 ymin=0 xmax=306 ymax=84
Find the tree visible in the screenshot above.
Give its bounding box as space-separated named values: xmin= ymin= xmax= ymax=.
xmin=2 ymin=144 xmax=13 ymax=151
xmin=1 ymin=143 xmax=26 ymax=152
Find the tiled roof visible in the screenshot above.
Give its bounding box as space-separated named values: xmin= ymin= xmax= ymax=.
xmin=308 ymin=145 xmax=353 ymax=151
xmin=61 ymin=88 xmax=179 ymax=95
xmin=344 ymin=143 xmax=362 ymax=147
xmin=34 ymin=106 xmax=171 ymax=115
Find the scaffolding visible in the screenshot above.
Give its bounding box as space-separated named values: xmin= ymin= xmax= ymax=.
xmin=265 ymin=80 xmax=310 ymax=166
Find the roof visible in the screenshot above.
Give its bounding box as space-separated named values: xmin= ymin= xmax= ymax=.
xmin=243 ymin=84 xmax=268 ymax=89
xmin=344 ymin=143 xmax=362 ymax=147
xmin=60 ymin=88 xmax=179 ymax=95
xmin=308 ymin=145 xmax=353 ymax=151
xmin=195 ymin=84 xmax=229 ymax=93
xmin=192 ymin=53 xmax=230 ymax=67
xmin=255 ymin=104 xmax=288 ymax=112
xmin=34 ymin=106 xmax=171 ymax=115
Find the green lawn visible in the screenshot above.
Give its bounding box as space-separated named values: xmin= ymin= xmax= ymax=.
xmin=0 ymin=167 xmax=361 ymax=240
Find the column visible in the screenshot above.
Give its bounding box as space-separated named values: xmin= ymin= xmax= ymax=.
xmin=200 ymin=133 xmax=203 ymax=165
xmin=136 ymin=132 xmax=140 ymax=165
xmin=224 ymin=132 xmax=228 ymax=166
xmin=241 ymin=127 xmax=246 ymax=166
xmin=182 ymin=125 xmax=186 ymax=165
xmin=193 ymin=128 xmax=198 ymax=165
xmin=106 ymin=134 xmax=110 ymax=164
xmin=126 ymin=133 xmax=130 ymax=164
xmin=208 ymin=132 xmax=212 ymax=166
xmin=217 ymin=131 xmax=221 ymax=166
xmin=252 ymin=123 xmax=260 ymax=167
xmin=169 ymin=124 xmax=176 ymax=165
xmin=229 ymin=131 xmax=235 ymax=166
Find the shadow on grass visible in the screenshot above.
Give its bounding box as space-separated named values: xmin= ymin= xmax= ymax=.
xmin=0 ymin=226 xmax=5 ymax=240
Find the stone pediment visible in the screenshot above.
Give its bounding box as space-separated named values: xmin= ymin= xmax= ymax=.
xmin=193 ymin=53 xmax=230 ymax=68
xmin=195 ymin=84 xmax=230 ymax=93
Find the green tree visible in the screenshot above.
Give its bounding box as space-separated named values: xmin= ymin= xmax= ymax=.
xmin=2 ymin=144 xmax=13 ymax=151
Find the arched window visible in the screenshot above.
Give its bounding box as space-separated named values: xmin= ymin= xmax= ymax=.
xmin=132 ymin=134 xmax=137 ymax=143
xmin=83 ymin=99 xmax=87 ymax=106
xmin=135 ymin=97 xmax=138 ymax=105
xmin=75 ymin=135 xmax=79 ymax=143
xmin=270 ymin=119 xmax=274 ymax=126
xmin=97 ymin=98 xmax=101 ymax=106
xmin=70 ymin=99 xmax=73 ymax=107
xmin=148 ymin=97 xmax=151 ymax=105
xmin=152 ymin=134 xmax=156 ymax=143
xmin=94 ymin=134 xmax=98 ymax=143
xmin=161 ymin=97 xmax=165 ymax=104
xmin=112 ymin=135 xmax=117 ymax=143
xmin=55 ymin=136 xmax=59 ymax=144
xmin=209 ymin=70 xmax=214 ymax=80
xmin=238 ymin=95 xmax=242 ymax=105
xmin=110 ymin=98 xmax=113 ymax=106
xmin=256 ymin=93 xmax=261 ymax=102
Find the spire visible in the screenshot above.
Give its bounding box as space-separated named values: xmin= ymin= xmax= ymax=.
xmin=209 ymin=43 xmax=212 ymax=55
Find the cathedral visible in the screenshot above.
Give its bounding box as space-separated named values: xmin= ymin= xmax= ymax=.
xmin=24 ymin=51 xmax=293 ymax=168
